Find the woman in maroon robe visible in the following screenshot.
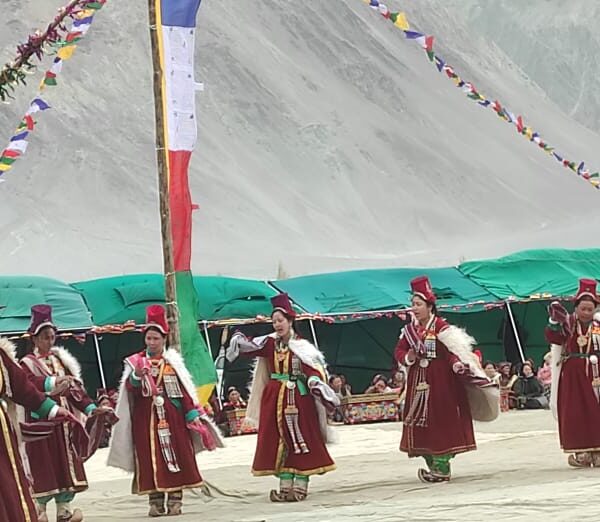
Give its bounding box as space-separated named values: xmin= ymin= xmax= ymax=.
xmin=0 ymin=337 xmax=72 ymax=522
xmin=20 ymin=305 xmax=107 ymax=522
xmin=226 ymin=293 xmax=339 ymax=502
xmin=394 ymin=276 xmax=498 ymax=483
xmin=108 ymin=305 xmax=223 ymax=517
xmin=545 ymin=278 xmax=600 ymax=467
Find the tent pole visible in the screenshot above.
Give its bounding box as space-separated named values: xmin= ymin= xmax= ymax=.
xmin=92 ymin=333 xmax=107 ymax=390
xmin=309 ymin=319 xmax=320 ymax=349
xmin=203 ymin=321 xmax=223 ymax=407
xmin=505 ymin=301 xmax=526 ymax=363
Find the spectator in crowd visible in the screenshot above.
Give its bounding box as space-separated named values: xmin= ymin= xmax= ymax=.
xmin=512 ymin=361 xmax=548 ymax=409
xmin=330 ymin=374 xmax=351 ymax=398
xmin=223 ymin=386 xmax=247 ymax=411
xmin=328 ymin=375 xmax=346 ymax=424
xmin=537 ymin=352 xmax=553 ymax=401
xmin=498 ymin=362 xmax=518 ymax=409
xmin=498 ymin=362 xmax=518 ymax=388
xmin=483 ymin=361 xmax=502 ymax=386
xmin=390 ymin=370 xmax=406 ymax=393
xmin=365 ymin=374 xmax=392 ymax=394
xmin=390 ymin=370 xmax=407 ymax=420
xmin=338 ymin=374 xmax=352 ymax=396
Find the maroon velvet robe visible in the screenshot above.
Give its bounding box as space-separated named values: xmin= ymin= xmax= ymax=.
xmin=0 ymin=348 xmax=55 ymax=522
xmin=246 ymin=338 xmax=335 ymax=476
xmin=546 ymin=319 xmax=600 ymax=452
xmin=20 ymin=352 xmax=94 ymax=498
xmin=126 ymin=351 xmax=203 ymax=494
xmin=394 ymin=317 xmax=476 ymax=456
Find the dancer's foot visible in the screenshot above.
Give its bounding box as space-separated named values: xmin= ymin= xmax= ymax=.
xmin=568 ymin=453 xmax=592 ymax=468
xmin=269 ymin=489 xmax=290 ymax=502
xmin=418 ymin=468 xmax=450 ymax=483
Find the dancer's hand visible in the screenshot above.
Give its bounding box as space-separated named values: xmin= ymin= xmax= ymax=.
xmin=452 ymin=362 xmax=466 ymax=375
xmin=49 ymin=376 xmax=73 ymax=397
xmin=548 ymin=301 xmax=568 ymax=325
xmin=53 ymin=407 xmax=78 ymax=423
xmin=91 ymin=406 xmax=113 ymax=417
xmin=134 ymin=364 xmax=149 ymax=379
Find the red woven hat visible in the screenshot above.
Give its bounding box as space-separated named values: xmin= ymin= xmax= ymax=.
xmin=410 ymin=276 xmax=436 ymax=304
xmin=144 ymin=304 xmax=169 ymax=334
xmin=28 ymin=304 xmax=56 ymax=335
xmin=271 ymin=293 xmax=296 ymax=318
xmin=575 ymin=278 xmax=599 ymax=303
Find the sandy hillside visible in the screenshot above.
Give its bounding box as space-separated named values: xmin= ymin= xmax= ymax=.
xmin=1 ymin=1 xmax=599 ymax=280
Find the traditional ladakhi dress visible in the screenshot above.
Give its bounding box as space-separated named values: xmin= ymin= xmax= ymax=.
xmin=227 ymin=333 xmax=336 ymax=487
xmin=107 ymin=349 xmax=223 ymax=495
xmin=0 ymin=338 xmax=57 ymax=522
xmin=394 ymin=316 xmax=498 ymax=478
xmin=546 ymin=313 xmax=600 ymax=458
xmin=20 ymin=347 xmax=96 ymax=505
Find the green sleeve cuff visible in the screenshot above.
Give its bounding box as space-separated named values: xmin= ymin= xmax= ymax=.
xmin=44 ymin=377 xmax=54 ymax=393
xmin=32 ymin=398 xmax=57 ymax=420
xmin=307 ymin=376 xmax=321 ymax=387
xmin=84 ymin=404 xmax=97 ymax=415
xmin=129 ymin=373 xmax=142 ymax=387
xmin=185 ymin=409 xmax=200 ymax=423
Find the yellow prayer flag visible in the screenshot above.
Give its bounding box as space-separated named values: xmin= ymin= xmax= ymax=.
xmin=76 ymin=9 xmax=95 ymax=19
xmin=57 ymin=45 xmax=77 ymax=60
xmin=394 ymin=12 xmax=410 ymax=30
xmin=0 ymin=164 xmax=12 ymax=172
xmin=196 ymin=384 xmax=216 ymax=406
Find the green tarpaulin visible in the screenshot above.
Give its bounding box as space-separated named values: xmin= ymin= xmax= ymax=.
xmin=0 ymin=276 xmax=92 ymax=333
xmin=459 ymin=248 xmax=600 ymax=299
xmin=72 ymin=274 xmax=277 ymax=325
xmin=271 ymin=267 xmax=497 ymax=315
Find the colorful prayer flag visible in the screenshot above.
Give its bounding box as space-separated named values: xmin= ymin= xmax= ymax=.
xmin=157 ymin=0 xmax=217 ymax=404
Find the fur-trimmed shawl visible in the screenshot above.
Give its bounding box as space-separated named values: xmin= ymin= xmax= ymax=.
xmin=437 ymin=325 xmax=500 ymax=422
xmin=0 ymin=337 xmax=17 ymax=362
xmin=107 ymin=348 xmax=224 ymax=473
xmin=244 ymin=334 xmax=335 ymax=444
xmin=20 ymin=346 xmax=82 ymax=381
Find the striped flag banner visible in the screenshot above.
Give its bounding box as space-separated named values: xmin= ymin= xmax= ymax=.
xmin=157 ymin=0 xmax=217 ymax=403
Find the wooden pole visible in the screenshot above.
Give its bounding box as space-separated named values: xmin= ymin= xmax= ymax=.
xmin=147 ymin=0 xmax=181 ymax=351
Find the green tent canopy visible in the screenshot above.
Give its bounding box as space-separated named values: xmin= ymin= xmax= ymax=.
xmin=73 ymin=274 xmax=278 ymax=325
xmin=459 ymin=248 xmax=600 ymax=299
xmin=271 ymin=267 xmax=497 ymax=315
xmin=194 ymin=276 xmax=278 ymax=320
xmin=0 ymin=276 xmax=92 ymax=333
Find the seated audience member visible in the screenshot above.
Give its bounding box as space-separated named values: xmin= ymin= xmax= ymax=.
xmin=512 ymin=361 xmax=549 ymax=410
xmin=483 ymin=361 xmax=502 ymax=385
xmin=338 ymin=374 xmax=352 ymax=396
xmin=223 ymin=386 xmax=247 ymax=411
xmin=328 ymin=375 xmax=346 ymax=423
xmin=389 ymin=370 xmax=406 ymax=393
xmin=498 ymin=361 xmax=519 ymax=409
xmin=537 ymin=352 xmax=553 ymax=400
xmin=365 ymin=374 xmax=392 ymax=394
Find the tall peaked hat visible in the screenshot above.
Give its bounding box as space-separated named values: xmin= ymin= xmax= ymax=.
xmin=144 ymin=304 xmax=169 ymax=334
xmin=575 ymin=278 xmax=599 ymax=303
xmin=270 ymin=293 xmax=296 ymax=318
xmin=410 ymin=275 xmax=436 ymax=304
xmin=28 ymin=304 xmax=56 ymax=335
